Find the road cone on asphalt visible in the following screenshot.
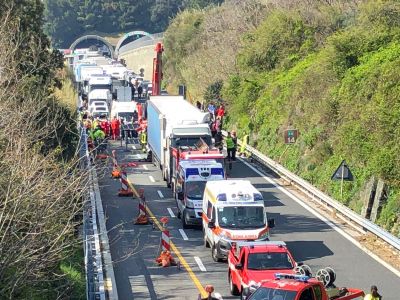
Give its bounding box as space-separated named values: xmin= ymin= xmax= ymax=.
xmin=118 ymin=171 xmax=133 ymax=197
xmin=155 ymin=217 xmax=176 ymax=267
xmin=134 ymin=188 xmax=149 ymax=225
xmin=111 ymin=150 xmax=121 ymax=178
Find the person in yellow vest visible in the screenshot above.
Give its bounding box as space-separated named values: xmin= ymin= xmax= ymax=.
xmin=239 ymin=133 xmax=250 ymax=157
xmin=225 ymin=132 xmax=236 ymax=170
xmin=140 ymin=131 xmax=147 ymax=152
xmin=364 ymin=286 xmax=382 ymax=300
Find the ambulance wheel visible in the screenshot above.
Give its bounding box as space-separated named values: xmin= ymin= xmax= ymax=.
xmin=203 ymin=232 xmax=210 ymax=248
xmin=181 ymin=210 xmax=189 ymax=229
xmin=229 ymin=273 xmax=240 ymax=296
xmin=212 ymin=245 xmax=222 ymax=262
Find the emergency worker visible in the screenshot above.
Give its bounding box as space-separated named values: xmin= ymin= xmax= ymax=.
xmin=140 ymin=130 xmax=147 ymax=152
xmin=364 ymin=286 xmax=382 ymax=300
xmin=111 ymin=116 xmax=121 ymax=140
xmin=225 ymin=132 xmax=236 ymax=170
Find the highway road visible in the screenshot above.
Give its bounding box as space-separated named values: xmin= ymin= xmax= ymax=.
xmin=99 ymin=140 xmax=399 ymax=300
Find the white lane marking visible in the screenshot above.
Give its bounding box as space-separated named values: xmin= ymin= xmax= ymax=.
xmin=119 ymin=229 xmax=136 ymax=233
xmin=194 ymin=256 xmax=206 ymax=272
xmin=179 ymin=229 xmax=189 ymax=241
xmin=148 ymin=175 xmax=155 ymax=182
xmin=129 ymin=275 xmax=151 ymax=299
xmin=131 ymin=145 xmax=137 ymax=150
xmin=214 ymin=293 xmax=223 ymax=299
xmin=157 ymin=190 xmax=164 ymax=198
xmin=239 ymin=158 xmax=400 ymax=278
xmin=167 ymin=208 xmax=175 ymax=218
xmin=142 ymin=164 xmax=148 ymax=170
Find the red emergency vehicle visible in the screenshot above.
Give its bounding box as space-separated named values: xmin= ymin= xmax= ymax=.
xmin=243 ymin=271 xmax=364 ymax=300
xmin=228 ymin=241 xmax=302 ymax=297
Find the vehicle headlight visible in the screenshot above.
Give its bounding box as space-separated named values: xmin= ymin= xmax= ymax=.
xmin=248 ymin=280 xmax=260 ymax=293
xmin=186 ymin=199 xmax=195 ymax=208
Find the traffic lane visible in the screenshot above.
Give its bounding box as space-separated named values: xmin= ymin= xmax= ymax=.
xmin=126 ymin=164 xmax=201 ymax=299
xmin=229 ymin=159 xmax=399 ymax=298
xmin=100 ymin=144 xmax=199 ymax=300
xmin=139 ymin=163 xmax=233 ymax=298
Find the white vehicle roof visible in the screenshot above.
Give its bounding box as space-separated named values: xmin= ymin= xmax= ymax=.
xmin=205 ymin=180 xmax=263 ymax=204
xmin=89 ymin=89 xmax=110 ymax=99
xmin=102 ymin=65 xmax=128 ymax=79
xmin=149 ymin=96 xmax=209 ymax=125
xmin=88 ymin=75 xmax=112 ymax=85
xmin=111 ymin=101 xmax=136 ymax=113
xmin=81 ymin=66 xmax=103 ymax=81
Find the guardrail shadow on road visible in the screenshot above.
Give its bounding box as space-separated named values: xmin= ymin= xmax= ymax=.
xmin=285 ymin=240 xmax=334 ymax=261
xmin=268 ymin=212 xmax=332 ymax=235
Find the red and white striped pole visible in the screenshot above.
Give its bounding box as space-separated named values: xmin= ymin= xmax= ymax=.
xmin=134 ymin=188 xmax=149 ymax=224
xmin=160 ymin=217 xmax=170 ymax=252
xmin=161 ymin=229 xmax=170 ymax=252
xmin=118 ymin=171 xmax=133 ymax=197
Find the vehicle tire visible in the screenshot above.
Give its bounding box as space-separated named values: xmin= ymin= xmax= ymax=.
xmin=181 ymin=210 xmax=189 ymax=229
xmin=203 ymin=232 xmax=210 ymax=248
xmin=212 ymin=244 xmax=222 ymax=262
xmin=229 ymin=273 xmax=240 ymax=296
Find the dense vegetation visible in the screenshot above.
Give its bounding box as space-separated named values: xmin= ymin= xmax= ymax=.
xmin=44 ymin=0 xmax=223 ymax=48
xmin=0 ymin=0 xmax=85 ymax=298
xmin=164 ymin=0 xmax=400 ymax=235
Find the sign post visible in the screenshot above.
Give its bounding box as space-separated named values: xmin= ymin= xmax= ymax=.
xmin=331 ymin=160 xmax=354 ymax=199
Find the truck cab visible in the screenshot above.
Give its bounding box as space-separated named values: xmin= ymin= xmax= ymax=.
xmin=245 ymin=273 xmax=365 ymax=300
xmin=202 ymin=180 xmax=275 ymax=262
xmin=228 ymin=241 xmax=297 ymax=296
xmin=175 ymin=160 xmax=225 ymax=228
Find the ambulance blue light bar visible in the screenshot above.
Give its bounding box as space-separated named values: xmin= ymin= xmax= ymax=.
xmin=274 ymin=273 xmax=309 ymax=282
xmin=217 ymin=193 xmax=227 ymax=201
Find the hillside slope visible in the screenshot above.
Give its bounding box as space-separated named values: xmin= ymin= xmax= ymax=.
xmin=164 ymin=0 xmax=400 ymax=235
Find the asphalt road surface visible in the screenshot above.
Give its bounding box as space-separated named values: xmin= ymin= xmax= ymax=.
xmin=98 ymin=140 xmax=399 ymax=300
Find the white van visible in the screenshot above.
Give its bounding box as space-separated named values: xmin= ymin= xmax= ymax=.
xmin=202 ymin=180 xmax=275 ymax=262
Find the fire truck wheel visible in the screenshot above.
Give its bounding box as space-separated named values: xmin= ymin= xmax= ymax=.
xmin=212 ymin=245 xmax=222 ymax=262
xmin=229 ymin=273 xmax=240 ymax=296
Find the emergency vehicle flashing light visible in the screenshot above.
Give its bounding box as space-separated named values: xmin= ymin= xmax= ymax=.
xmin=274 ymin=273 xmax=309 ymax=282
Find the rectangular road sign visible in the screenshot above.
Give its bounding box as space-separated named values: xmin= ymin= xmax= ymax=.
xmin=284 ymin=129 xmax=299 ymax=144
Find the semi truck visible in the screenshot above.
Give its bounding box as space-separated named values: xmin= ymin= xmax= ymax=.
xmin=146 ymin=96 xmax=211 ymax=186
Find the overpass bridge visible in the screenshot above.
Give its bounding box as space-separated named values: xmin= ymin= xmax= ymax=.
xmin=69 ymin=31 xmax=163 ymax=80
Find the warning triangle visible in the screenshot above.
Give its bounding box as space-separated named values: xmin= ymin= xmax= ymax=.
xmin=331 ymin=160 xmax=354 ymax=181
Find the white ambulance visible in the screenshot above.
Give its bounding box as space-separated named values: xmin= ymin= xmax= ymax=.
xmin=202 ymin=180 xmax=275 ymax=262
xmin=175 ymin=160 xmax=225 ymax=228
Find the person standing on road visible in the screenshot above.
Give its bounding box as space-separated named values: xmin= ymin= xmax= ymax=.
xmin=137 ymin=84 xmax=143 ymax=100
xmin=231 ymin=130 xmax=238 ymax=159
xmin=364 ymin=286 xmax=382 ymax=300
xmin=111 ymin=116 xmax=120 ymax=140
xmin=225 ymin=132 xmax=236 ymax=170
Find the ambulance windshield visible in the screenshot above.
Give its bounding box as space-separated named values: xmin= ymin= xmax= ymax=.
xmin=186 ymin=181 xmax=207 ymax=200
xmin=218 ymin=206 xmax=264 ymax=229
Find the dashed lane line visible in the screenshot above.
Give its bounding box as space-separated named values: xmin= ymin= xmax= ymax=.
xmin=148 ymin=175 xmax=155 ymax=182
xmin=157 ymin=190 xmax=164 ymax=198
xmin=179 ymin=229 xmax=189 ymax=241
xmin=194 ymin=256 xmax=207 ymax=272
xmin=126 ymin=179 xmax=208 ymax=298
xmin=142 ymin=165 xmax=148 ymax=170
xmin=167 ymin=208 xmax=176 ymax=218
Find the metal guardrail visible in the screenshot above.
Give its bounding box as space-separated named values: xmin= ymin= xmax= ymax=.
xmin=222 ymin=131 xmax=400 ymax=251
xmin=79 ymin=126 xmax=106 ymax=300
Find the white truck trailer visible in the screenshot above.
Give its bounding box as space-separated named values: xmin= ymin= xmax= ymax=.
xmin=146 ymin=96 xmax=212 ymax=185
